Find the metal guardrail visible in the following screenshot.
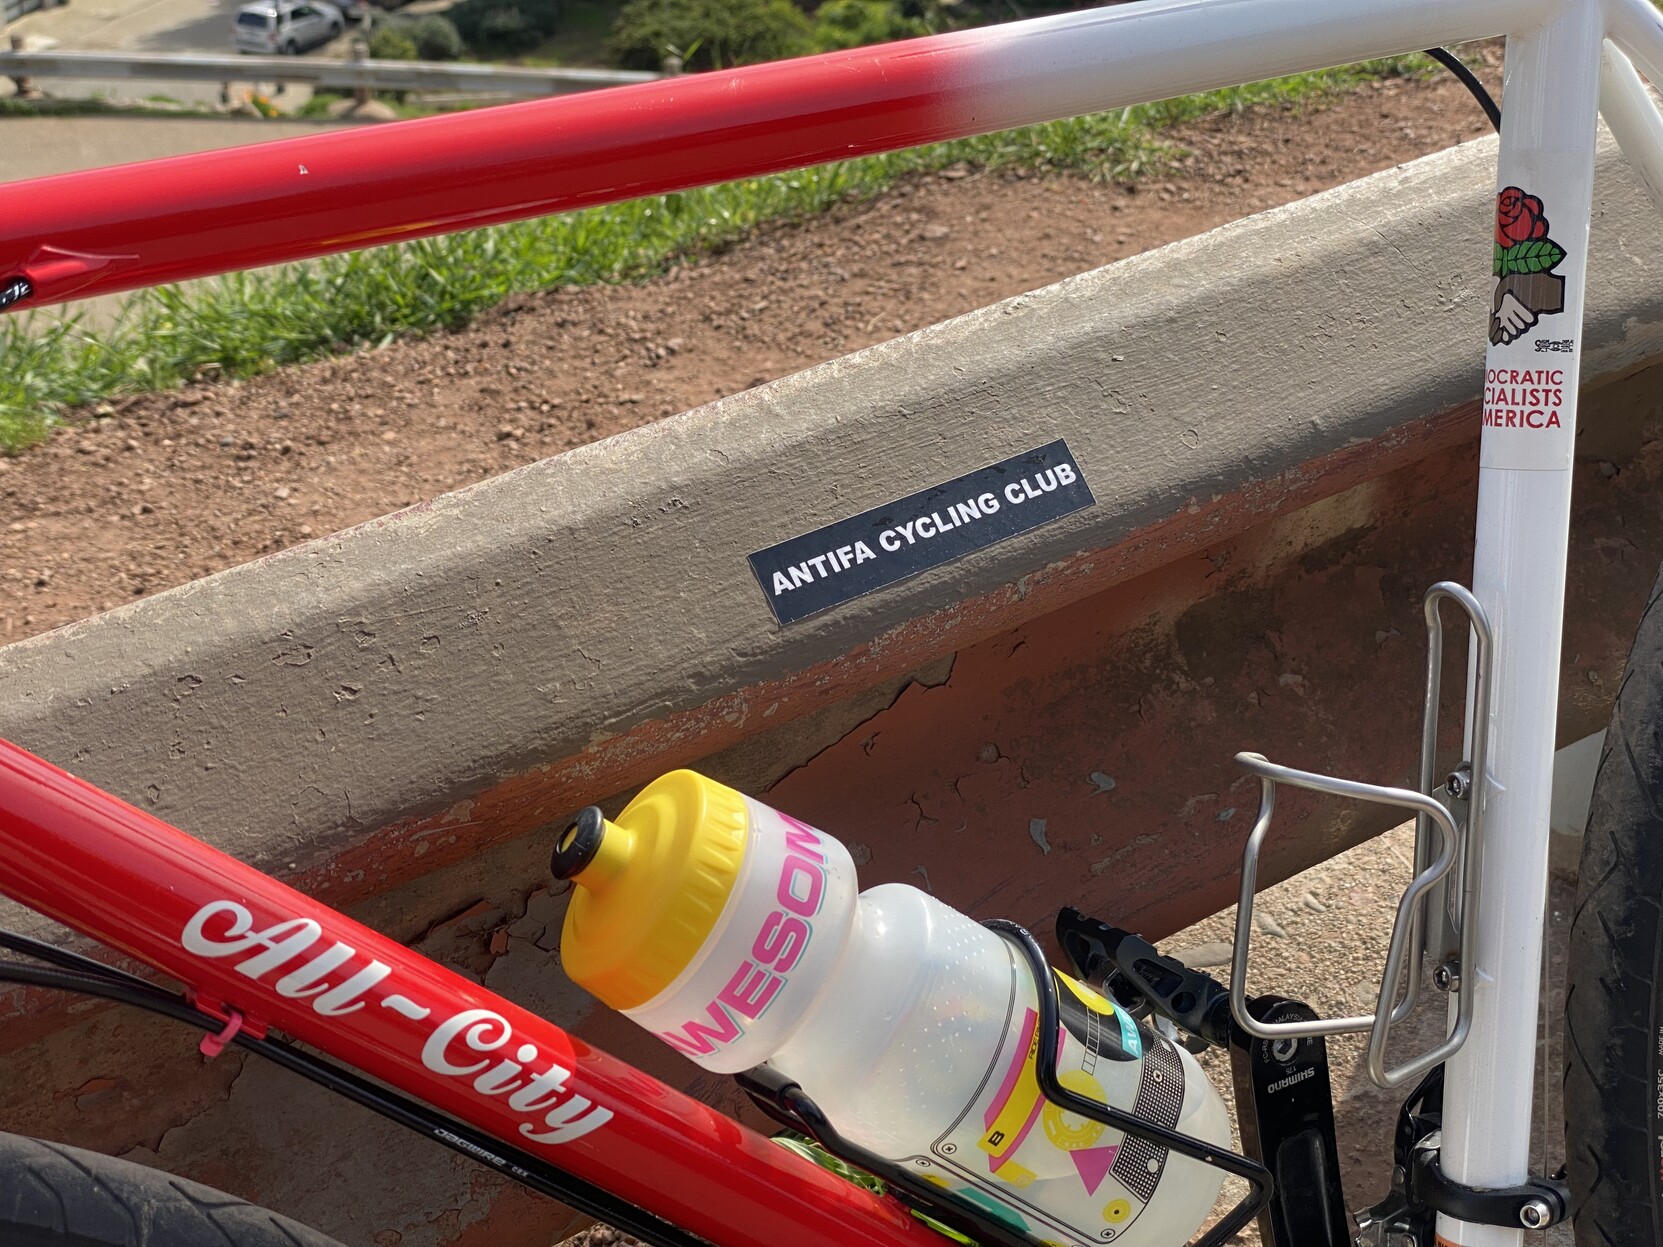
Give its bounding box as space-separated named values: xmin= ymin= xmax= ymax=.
xmin=0 ymin=50 xmax=660 ymax=97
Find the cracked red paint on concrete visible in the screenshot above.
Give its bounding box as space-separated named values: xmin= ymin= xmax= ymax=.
xmin=270 ymin=401 xmax=1485 ymax=911
xmin=762 ymin=394 xmax=1663 ymax=944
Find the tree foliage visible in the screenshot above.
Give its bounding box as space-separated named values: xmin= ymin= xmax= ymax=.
xmin=366 ymin=23 xmax=417 ymax=58
xmin=449 ymin=0 xmax=563 ymax=52
xmin=811 ymin=0 xmax=927 ymax=50
xmin=606 ymin=0 xmax=814 ymax=69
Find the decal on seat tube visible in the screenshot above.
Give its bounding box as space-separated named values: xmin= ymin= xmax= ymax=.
xmin=1480 ymin=152 xmax=1585 ymax=472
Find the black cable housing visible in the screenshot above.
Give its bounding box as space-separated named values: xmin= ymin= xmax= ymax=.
xmin=0 ymin=933 xmax=710 ymax=1247
xmin=987 ymin=920 xmax=1272 ymax=1247
xmin=1425 ymin=47 xmax=1502 ymax=131
xmin=740 ymin=920 xmax=1272 ymax=1247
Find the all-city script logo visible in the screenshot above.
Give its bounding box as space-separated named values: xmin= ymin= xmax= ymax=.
xmin=180 ymin=900 xmax=612 ymax=1144
xmin=1490 ymin=186 xmax=1568 ymax=346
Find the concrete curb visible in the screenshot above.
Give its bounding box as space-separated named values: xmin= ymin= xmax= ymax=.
xmin=7 ymin=133 xmax=1663 ymax=1247
xmin=2 ymin=133 xmax=1661 ymax=919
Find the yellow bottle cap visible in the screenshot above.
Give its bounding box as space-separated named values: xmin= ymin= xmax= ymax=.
xmin=553 ymin=770 xmax=749 ymax=1011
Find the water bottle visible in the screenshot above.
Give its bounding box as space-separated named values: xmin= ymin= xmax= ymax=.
xmin=552 ymin=770 xmax=1229 ymax=1247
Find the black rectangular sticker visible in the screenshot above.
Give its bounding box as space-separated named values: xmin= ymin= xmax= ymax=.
xmin=748 ymin=439 xmax=1094 ymax=626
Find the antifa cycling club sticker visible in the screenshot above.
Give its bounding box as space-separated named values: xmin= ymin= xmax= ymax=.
xmin=1490 ymin=185 xmax=1568 ymax=346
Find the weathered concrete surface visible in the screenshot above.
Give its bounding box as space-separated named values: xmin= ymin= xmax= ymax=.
xmin=5 ymin=134 xmax=1663 ymax=927
xmin=766 ymin=369 xmax=1663 ymax=942
xmin=6 ymin=364 xmax=1661 ymax=1246
xmin=4 ymin=132 xmax=1663 ymax=1244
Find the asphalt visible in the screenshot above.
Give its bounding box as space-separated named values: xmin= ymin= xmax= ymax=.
xmin=0 ymin=0 xmax=362 ymax=106
xmin=0 ymin=112 xmax=353 ymax=182
xmin=4 ymin=0 xmax=228 ymax=54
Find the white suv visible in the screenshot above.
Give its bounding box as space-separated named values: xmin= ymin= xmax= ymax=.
xmin=233 ymin=0 xmax=345 ymax=54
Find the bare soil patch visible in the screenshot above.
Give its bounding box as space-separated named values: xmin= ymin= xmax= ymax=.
xmin=0 ymin=66 xmax=1497 ymax=642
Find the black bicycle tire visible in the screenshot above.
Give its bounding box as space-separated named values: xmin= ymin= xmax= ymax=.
xmin=0 ymin=1129 xmax=349 ymax=1247
xmin=1564 ymin=564 xmax=1663 ymax=1245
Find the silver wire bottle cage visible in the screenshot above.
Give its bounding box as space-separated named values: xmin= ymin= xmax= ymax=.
xmin=1228 ymin=582 xmax=1493 ymax=1089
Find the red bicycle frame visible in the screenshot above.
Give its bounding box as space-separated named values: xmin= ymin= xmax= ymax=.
xmin=0 ymin=736 xmax=940 ymax=1247
xmin=6 ymin=1 xmax=1655 ymax=1245
xmin=0 ymin=0 xmax=1513 ymax=308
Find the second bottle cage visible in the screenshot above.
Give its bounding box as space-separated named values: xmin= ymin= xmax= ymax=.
xmin=1229 ymin=581 xmax=1492 ymax=1088
xmin=739 ymin=579 xmax=1490 ymax=1245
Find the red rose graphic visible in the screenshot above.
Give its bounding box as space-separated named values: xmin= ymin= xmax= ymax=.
xmin=1496 ymin=186 xmax=1548 ymax=248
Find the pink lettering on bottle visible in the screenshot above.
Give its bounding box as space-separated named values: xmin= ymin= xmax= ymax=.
xmin=658 ymin=1002 xmax=744 ymax=1057
xmin=754 ymin=912 xmax=809 ymax=973
xmin=718 ymin=962 xmax=784 ymax=1019
xmin=778 ymin=813 xmax=828 ymax=863
xmin=778 ymin=856 xmax=825 ymax=916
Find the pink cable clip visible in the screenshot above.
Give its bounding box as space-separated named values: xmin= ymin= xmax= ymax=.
xmin=198 ymin=1007 xmax=245 ymax=1059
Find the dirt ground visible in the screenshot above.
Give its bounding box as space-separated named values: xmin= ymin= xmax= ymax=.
xmin=0 ymin=60 xmax=1500 ymax=641
xmin=4 ymin=47 xmax=1549 ymax=1247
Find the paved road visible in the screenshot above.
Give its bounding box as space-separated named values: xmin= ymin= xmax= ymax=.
xmin=7 ymin=0 xmax=230 ymax=53
xmin=1 ymin=111 xmax=352 ymax=181
xmin=3 ymin=0 xmax=349 ymax=107
xmin=3 ymin=112 xmax=357 ymax=323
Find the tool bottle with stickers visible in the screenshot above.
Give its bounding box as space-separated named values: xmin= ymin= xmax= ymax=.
xmin=551 ymin=771 xmax=1229 ymax=1247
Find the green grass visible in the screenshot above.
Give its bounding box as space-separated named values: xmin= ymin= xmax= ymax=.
xmin=0 ymin=53 xmax=1432 ymax=453
xmin=0 ymin=96 xmax=217 ymax=118
xmin=298 ymin=90 xmax=482 ymax=119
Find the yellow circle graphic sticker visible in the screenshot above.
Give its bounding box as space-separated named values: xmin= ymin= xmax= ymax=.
xmin=1042 ymin=1069 xmax=1108 ymax=1151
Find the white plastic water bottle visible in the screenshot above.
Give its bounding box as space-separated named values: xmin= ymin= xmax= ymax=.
xmin=552 ymin=771 xmax=1229 ymax=1247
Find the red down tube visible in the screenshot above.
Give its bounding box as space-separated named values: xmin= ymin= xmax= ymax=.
xmin=0 ymin=738 xmax=938 ymax=1247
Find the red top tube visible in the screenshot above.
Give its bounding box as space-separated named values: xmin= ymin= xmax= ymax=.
xmin=0 ymin=31 xmax=987 ymax=308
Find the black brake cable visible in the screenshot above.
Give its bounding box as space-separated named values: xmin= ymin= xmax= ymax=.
xmin=0 ymin=929 xmax=156 ymax=989
xmin=0 ymin=933 xmax=711 ymax=1247
xmin=1425 ymin=46 xmax=1502 ymax=132
xmin=738 ymin=920 xmax=1272 ymax=1247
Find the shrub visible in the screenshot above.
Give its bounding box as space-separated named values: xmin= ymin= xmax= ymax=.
xmin=401 ymin=14 xmax=464 ymax=59
xmin=448 ymin=0 xmax=561 ymax=52
xmin=811 ymin=0 xmax=927 ymax=50
xmin=606 ymin=0 xmax=813 ymax=70
xmin=367 ymin=24 xmax=417 ymax=58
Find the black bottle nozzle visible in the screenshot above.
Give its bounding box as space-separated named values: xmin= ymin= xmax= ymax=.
xmin=550 ymin=806 xmax=607 ymax=880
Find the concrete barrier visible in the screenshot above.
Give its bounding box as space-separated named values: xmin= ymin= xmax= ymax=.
xmin=4 ymin=132 xmax=1663 ymax=1244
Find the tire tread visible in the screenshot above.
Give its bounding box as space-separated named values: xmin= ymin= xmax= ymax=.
xmin=0 ymin=1131 xmax=347 ymax=1247
xmin=1565 ymin=561 xmax=1663 ymax=1247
